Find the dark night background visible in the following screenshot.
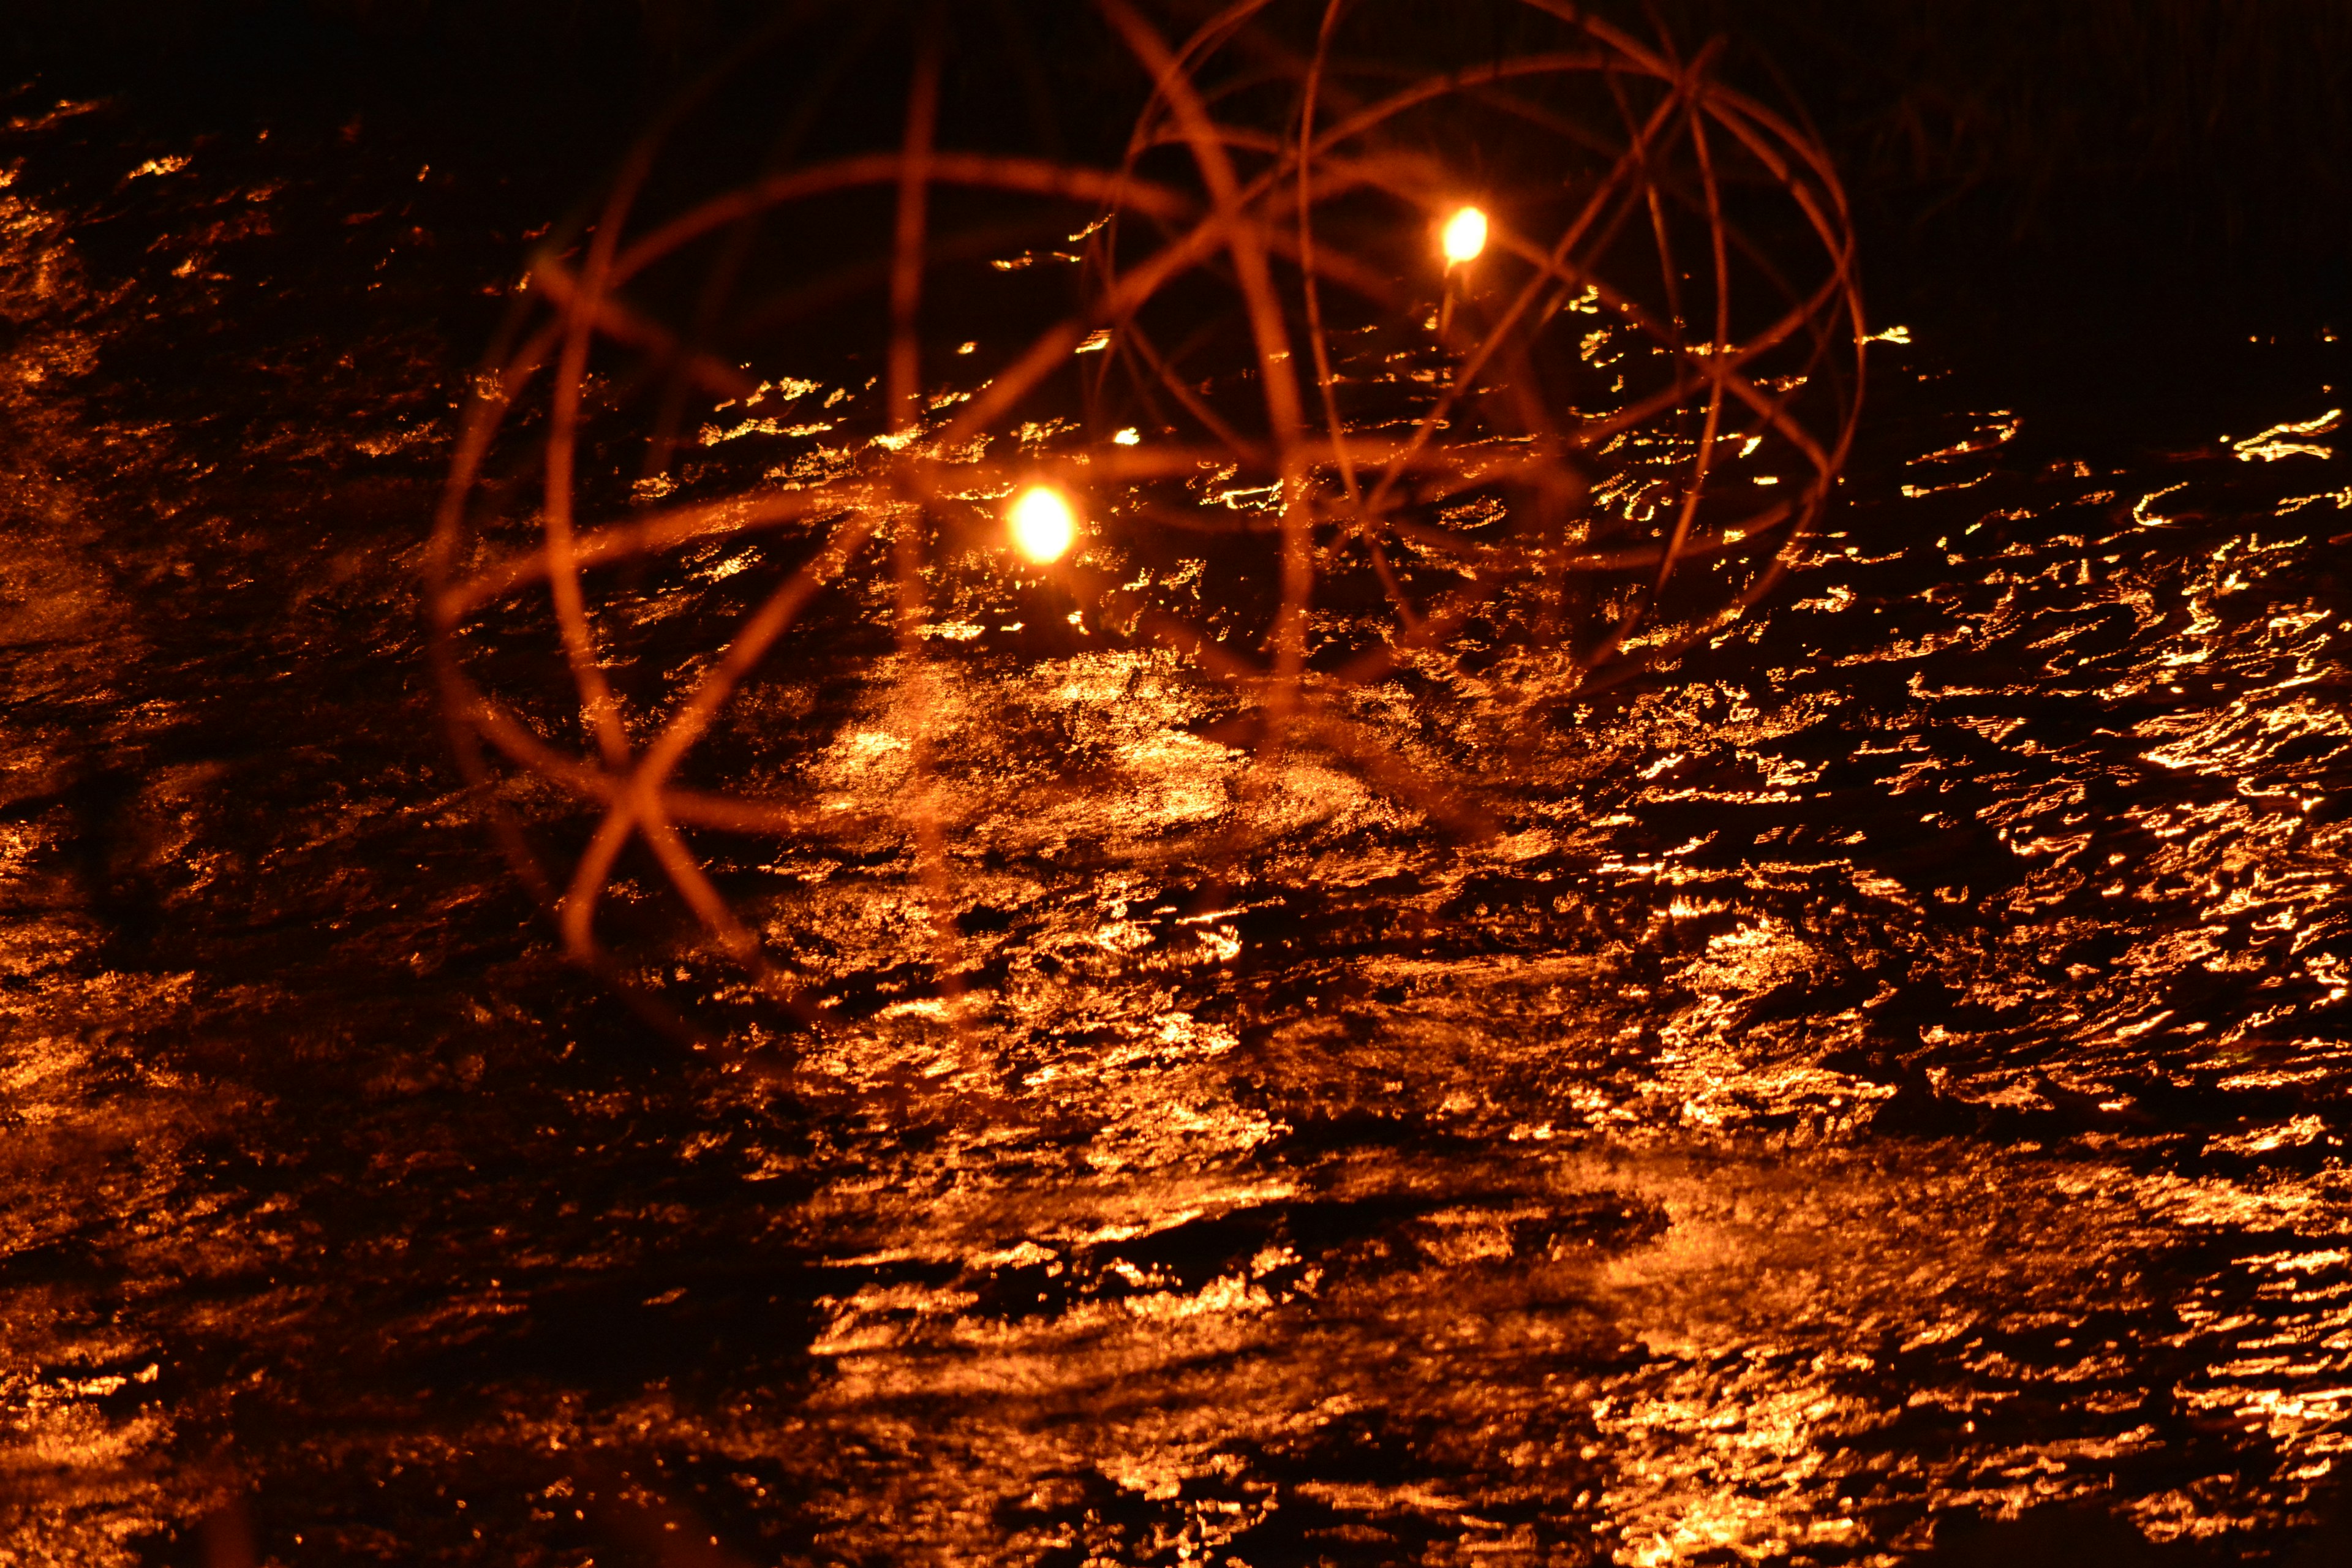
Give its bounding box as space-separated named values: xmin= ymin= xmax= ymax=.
xmin=12 ymin=0 xmax=2350 ymax=429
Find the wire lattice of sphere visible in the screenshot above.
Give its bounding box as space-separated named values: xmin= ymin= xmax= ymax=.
xmin=425 ymin=0 xmax=1866 ymax=1044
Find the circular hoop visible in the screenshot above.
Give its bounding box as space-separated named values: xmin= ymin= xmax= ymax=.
xmin=425 ymin=1 xmax=1864 ymax=1044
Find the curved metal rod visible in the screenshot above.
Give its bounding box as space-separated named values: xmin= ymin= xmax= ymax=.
xmin=429 ymin=0 xmax=1868 ymax=1046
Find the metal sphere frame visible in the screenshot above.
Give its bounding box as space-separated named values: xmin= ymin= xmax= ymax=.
xmin=425 ymin=0 xmax=1866 ymax=1044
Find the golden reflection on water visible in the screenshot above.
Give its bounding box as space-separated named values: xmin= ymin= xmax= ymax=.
xmin=6 ymin=36 xmax=2352 ymax=1568
xmin=612 ymin=378 xmax=2352 ymax=1558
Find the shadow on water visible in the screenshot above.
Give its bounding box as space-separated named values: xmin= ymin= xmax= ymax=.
xmin=1923 ymin=1496 xmax=2352 ymax=1566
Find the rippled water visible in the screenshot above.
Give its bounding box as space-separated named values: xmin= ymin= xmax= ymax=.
xmin=4 ymin=86 xmax=2352 ymax=1567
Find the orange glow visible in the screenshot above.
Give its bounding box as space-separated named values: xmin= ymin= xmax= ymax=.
xmin=1008 ymin=485 xmax=1078 ymax=563
xmin=1441 ymin=205 xmax=1488 ymax=265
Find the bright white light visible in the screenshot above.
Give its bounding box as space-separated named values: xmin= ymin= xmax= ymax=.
xmin=1441 ymin=205 xmax=1488 ymax=265
xmin=1008 ymin=485 xmax=1078 ymax=563
xmin=1112 ymin=427 xmax=1140 ymax=446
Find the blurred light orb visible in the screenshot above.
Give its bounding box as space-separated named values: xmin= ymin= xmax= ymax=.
xmin=1441 ymin=205 xmax=1488 ymax=265
xmin=1008 ymin=484 xmax=1079 ymax=563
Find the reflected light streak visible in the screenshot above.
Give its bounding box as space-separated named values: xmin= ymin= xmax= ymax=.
xmin=1008 ymin=484 xmax=1079 ymax=563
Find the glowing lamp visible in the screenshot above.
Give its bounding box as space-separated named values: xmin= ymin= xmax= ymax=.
xmin=1441 ymin=205 xmax=1488 ymax=265
xmin=1008 ymin=484 xmax=1078 ymax=564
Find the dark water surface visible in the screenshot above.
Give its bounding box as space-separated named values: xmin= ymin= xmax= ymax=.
xmin=5 ymin=78 xmax=2352 ymax=1568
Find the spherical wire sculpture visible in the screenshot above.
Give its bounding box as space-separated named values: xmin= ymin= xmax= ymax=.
xmin=424 ymin=0 xmax=1865 ymax=1051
